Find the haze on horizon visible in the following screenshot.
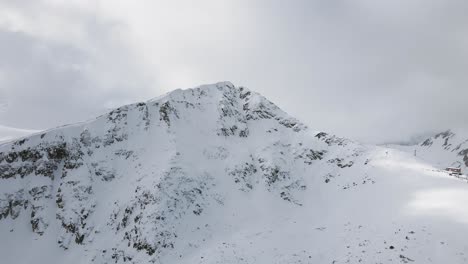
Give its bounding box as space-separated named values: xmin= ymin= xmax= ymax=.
xmin=1 ymin=0 xmax=467 ymax=144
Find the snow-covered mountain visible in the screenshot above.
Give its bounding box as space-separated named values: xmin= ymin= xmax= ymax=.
xmin=1 ymin=82 xmax=468 ymax=264
xmin=0 ymin=125 xmax=40 ymax=143
xmin=389 ymin=129 xmax=468 ymax=173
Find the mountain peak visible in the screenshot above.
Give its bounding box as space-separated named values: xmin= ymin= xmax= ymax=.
xmin=3 ymin=83 xmax=468 ymax=264
xmin=1 ymin=82 xmax=358 ymax=263
xmin=149 ymin=81 xmax=245 ymax=103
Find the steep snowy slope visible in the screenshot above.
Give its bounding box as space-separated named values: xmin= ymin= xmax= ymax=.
xmin=1 ymin=82 xmax=468 ymax=264
xmin=0 ymin=125 xmax=40 ymax=143
xmin=389 ymin=130 xmax=468 ymax=173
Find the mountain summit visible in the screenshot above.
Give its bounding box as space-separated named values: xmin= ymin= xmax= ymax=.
xmin=1 ymin=82 xmax=468 ymax=264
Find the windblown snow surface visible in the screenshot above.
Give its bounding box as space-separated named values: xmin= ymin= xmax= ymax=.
xmin=0 ymin=125 xmax=40 ymax=143
xmin=1 ymin=82 xmax=468 ymax=264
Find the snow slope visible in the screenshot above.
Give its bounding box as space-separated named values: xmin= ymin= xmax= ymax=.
xmin=0 ymin=125 xmax=40 ymax=143
xmin=389 ymin=129 xmax=468 ymax=173
xmin=1 ymin=82 xmax=468 ymax=264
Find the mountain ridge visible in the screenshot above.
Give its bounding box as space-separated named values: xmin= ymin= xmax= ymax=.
xmin=0 ymin=125 xmax=41 ymax=144
xmin=389 ymin=128 xmax=468 ymax=172
xmin=1 ymin=82 xmax=468 ymax=264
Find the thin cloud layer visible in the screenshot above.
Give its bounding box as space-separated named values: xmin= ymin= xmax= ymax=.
xmin=0 ymin=0 xmax=467 ymax=143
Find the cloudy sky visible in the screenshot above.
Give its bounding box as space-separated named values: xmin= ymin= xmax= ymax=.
xmin=0 ymin=0 xmax=467 ymax=144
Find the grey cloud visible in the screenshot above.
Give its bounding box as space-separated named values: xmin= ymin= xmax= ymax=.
xmin=0 ymin=19 xmax=156 ymax=129
xmin=237 ymin=0 xmax=468 ymax=143
xmin=1 ymin=0 xmax=468 ymax=143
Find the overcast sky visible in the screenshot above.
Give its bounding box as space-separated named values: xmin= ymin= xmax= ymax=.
xmin=0 ymin=0 xmax=467 ymax=144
